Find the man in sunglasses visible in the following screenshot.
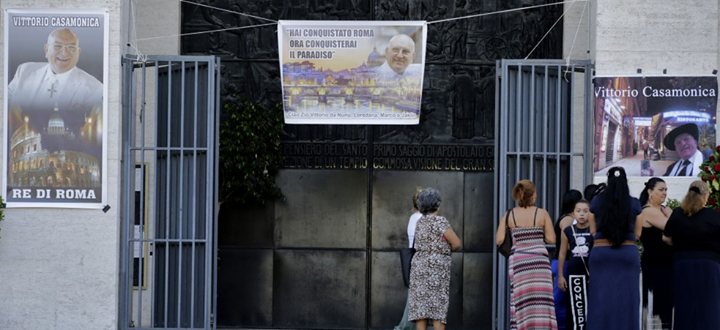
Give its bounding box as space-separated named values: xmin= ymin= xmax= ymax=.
xmin=7 ymin=27 xmax=102 ymax=114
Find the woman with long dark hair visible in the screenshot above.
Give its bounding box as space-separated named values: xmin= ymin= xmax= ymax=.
xmin=663 ymin=181 xmax=720 ymax=330
xmin=638 ymin=177 xmax=673 ymax=330
xmin=588 ymin=167 xmax=643 ymax=330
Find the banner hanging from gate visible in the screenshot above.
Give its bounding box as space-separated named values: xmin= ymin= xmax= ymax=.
xmin=278 ymin=20 xmax=426 ymax=125
xmin=3 ymin=9 xmax=108 ymax=208
xmin=593 ymin=76 xmax=718 ymax=178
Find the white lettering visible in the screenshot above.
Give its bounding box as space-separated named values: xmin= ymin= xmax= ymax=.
xmin=54 ymin=189 xmax=96 ymax=199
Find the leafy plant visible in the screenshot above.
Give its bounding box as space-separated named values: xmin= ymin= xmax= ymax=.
xmin=699 ymin=145 xmax=720 ymax=212
xmin=218 ymin=98 xmax=284 ymax=206
xmin=665 ymin=198 xmax=680 ymax=210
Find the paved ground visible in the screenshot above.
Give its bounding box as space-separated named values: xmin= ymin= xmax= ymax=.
xmin=595 ymin=152 xmax=675 ymax=177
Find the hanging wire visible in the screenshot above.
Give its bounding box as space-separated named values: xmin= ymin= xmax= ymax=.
xmin=136 ymin=22 xmax=277 ymax=42
xmin=179 ymin=0 xmax=277 ymax=23
xmin=561 ymin=0 xmax=590 ymax=81
xmin=566 ymin=0 xmax=590 ymax=64
xmin=427 ymin=0 xmax=588 ymax=25
xmin=524 ymin=0 xmax=580 ymax=60
xmin=128 ymin=0 xmax=147 ymax=62
xmin=134 ymin=0 xmax=590 ymax=51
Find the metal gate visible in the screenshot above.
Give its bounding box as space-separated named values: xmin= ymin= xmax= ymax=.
xmin=119 ymin=56 xmax=220 ymax=330
xmin=493 ymin=59 xmax=593 ymax=330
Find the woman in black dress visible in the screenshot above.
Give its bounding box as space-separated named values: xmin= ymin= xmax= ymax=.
xmin=638 ymin=177 xmax=673 ymax=330
xmin=664 ymin=181 xmax=720 ymax=330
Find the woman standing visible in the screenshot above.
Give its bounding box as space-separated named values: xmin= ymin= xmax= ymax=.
xmin=551 ymin=189 xmax=582 ymax=330
xmin=496 ymin=180 xmax=557 ymax=330
xmin=588 ymin=167 xmax=643 ymax=330
xmin=408 ymin=188 xmax=462 ymax=330
xmin=638 ymin=177 xmax=673 ymax=330
xmin=395 ymin=188 xmax=428 ymax=330
xmin=663 ymin=181 xmax=720 ymax=330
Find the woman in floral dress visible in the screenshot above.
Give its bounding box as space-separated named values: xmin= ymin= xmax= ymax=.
xmin=408 ymin=188 xmax=462 ymax=330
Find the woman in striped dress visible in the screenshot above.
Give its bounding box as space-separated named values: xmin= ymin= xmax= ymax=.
xmin=497 ymin=180 xmax=558 ymax=330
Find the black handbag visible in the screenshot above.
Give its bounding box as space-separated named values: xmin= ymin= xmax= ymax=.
xmin=498 ymin=209 xmax=513 ymax=258
xmin=400 ymin=238 xmax=416 ymax=288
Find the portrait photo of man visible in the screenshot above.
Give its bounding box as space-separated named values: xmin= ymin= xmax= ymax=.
xmin=662 ymin=123 xmax=706 ymax=176
xmin=7 ymin=27 xmax=102 ymax=113
xmin=376 ymin=33 xmax=422 ymax=80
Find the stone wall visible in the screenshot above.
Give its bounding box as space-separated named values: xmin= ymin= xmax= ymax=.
xmin=593 ymin=0 xmax=720 ymax=199
xmin=0 ymin=1 xmax=122 ymax=329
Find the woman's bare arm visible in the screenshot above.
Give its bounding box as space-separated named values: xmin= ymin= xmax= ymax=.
xmin=444 ymin=228 xmax=462 ymax=251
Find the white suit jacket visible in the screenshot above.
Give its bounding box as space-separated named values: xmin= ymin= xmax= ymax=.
xmin=375 ymin=62 xmax=422 ymax=80
xmin=7 ymin=62 xmax=102 ymax=113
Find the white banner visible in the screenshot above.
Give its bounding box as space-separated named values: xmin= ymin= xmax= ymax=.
xmin=278 ymin=20 xmax=426 ymax=125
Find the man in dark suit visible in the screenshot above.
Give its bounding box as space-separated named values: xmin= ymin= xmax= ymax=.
xmin=663 ymin=123 xmax=705 ymax=176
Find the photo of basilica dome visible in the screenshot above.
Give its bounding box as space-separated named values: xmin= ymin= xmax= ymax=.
xmin=8 ymin=102 xmax=102 ymax=189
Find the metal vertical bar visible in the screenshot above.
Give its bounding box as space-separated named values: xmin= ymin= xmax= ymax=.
xmin=515 ymin=64 xmax=522 ymax=182
xmin=128 ymin=58 xmax=138 ymax=330
xmin=492 ymin=59 xmax=501 ymax=330
xmin=585 ymin=63 xmax=594 ymax=187
xmin=529 ymin=65 xmax=536 ymax=190
xmin=189 ymin=60 xmax=198 ymax=329
xmin=151 ymin=59 xmax=160 ymax=327
xmin=499 ymin=59 xmax=511 ymax=330
xmin=210 ymin=57 xmax=221 ymax=330
xmin=569 ymin=64 xmax=576 ymax=189
xmin=164 ymin=60 xmax=173 ymax=328
xmin=176 ymin=60 xmax=186 ymax=328
xmin=555 ymin=65 xmax=562 ymax=215
xmin=137 ymin=59 xmax=148 ymax=328
xmin=119 ymin=57 xmax=133 ymax=330
xmin=542 ymin=66 xmax=549 ymax=207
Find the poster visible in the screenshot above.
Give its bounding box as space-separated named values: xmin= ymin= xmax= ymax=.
xmin=3 ymin=9 xmax=108 ymax=208
xmin=278 ymin=20 xmax=426 ymax=125
xmin=593 ymin=76 xmax=718 ymax=177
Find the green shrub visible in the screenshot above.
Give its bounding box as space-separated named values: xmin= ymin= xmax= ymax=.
xmin=218 ymin=98 xmax=284 ymax=205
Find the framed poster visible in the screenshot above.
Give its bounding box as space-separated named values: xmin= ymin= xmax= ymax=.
xmin=3 ymin=9 xmax=108 ymax=208
xmin=593 ymin=76 xmax=718 ymax=177
xmin=278 ymin=20 xmax=427 ymax=125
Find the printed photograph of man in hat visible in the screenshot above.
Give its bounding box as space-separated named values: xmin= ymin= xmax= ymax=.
xmin=662 ymin=123 xmax=708 ymax=176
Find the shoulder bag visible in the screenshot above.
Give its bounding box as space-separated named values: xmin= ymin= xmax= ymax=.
xmin=498 ymin=209 xmax=514 ymax=258
xmin=400 ymin=236 xmax=415 ymax=288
